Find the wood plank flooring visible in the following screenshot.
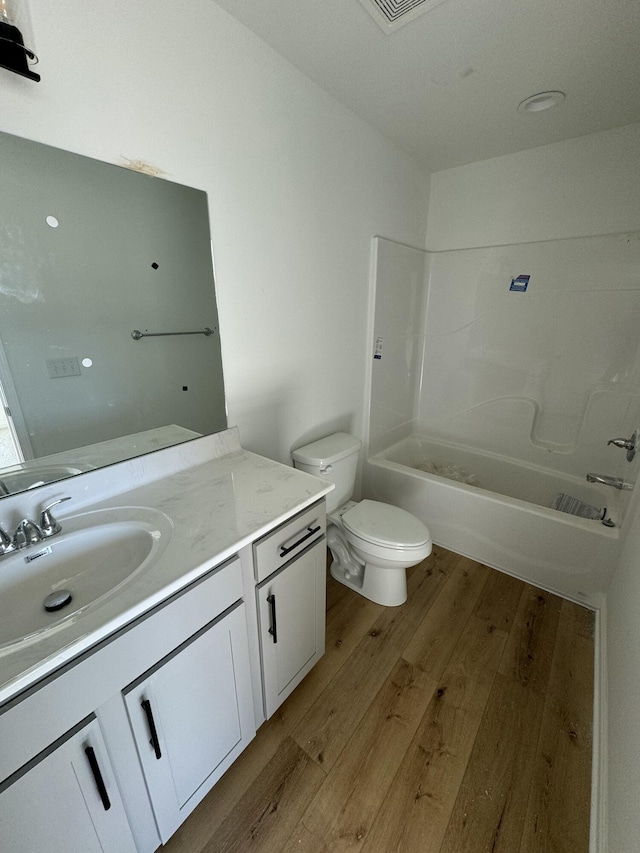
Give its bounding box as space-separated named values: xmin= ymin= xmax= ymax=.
xmin=162 ymin=546 xmax=594 ymax=853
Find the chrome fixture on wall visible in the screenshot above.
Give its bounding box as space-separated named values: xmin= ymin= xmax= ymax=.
xmin=607 ymin=430 xmax=637 ymax=463
xmin=131 ymin=327 xmax=215 ymax=341
xmin=0 ymin=0 xmax=39 ymax=81
xmin=586 ymin=473 xmax=634 ymax=491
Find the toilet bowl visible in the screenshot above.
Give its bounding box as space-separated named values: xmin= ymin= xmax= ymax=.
xmin=327 ymin=499 xmax=431 ymax=605
xmin=291 ymin=433 xmax=432 ymax=606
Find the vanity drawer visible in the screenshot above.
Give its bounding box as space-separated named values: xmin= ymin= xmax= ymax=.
xmin=253 ymin=501 xmax=326 ymax=582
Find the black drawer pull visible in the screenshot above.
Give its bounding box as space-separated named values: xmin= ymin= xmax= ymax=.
xmin=141 ymin=698 xmax=162 ymax=759
xmin=84 ymin=746 xmax=111 ymax=811
xmin=267 ymin=593 xmax=278 ymax=644
xmin=279 ymin=524 xmax=321 ymax=558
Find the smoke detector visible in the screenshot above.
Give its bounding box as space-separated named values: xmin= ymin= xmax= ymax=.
xmin=358 ymin=0 xmax=450 ymax=33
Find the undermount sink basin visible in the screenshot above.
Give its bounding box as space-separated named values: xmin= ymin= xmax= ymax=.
xmin=0 ymin=506 xmax=173 ymax=653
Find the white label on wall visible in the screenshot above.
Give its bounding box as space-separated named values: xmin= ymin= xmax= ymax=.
xmin=374 ymin=336 xmax=384 ymax=360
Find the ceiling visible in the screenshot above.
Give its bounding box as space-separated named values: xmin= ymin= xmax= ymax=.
xmin=213 ymin=0 xmax=640 ymax=173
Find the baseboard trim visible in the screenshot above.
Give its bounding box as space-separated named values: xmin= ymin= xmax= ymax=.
xmin=590 ymin=598 xmax=608 ymax=853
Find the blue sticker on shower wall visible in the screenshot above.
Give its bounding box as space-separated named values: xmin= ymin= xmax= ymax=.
xmin=510 ymin=274 xmax=530 ymax=292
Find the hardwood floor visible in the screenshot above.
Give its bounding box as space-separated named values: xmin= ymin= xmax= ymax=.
xmin=162 ymin=546 xmax=594 ymax=853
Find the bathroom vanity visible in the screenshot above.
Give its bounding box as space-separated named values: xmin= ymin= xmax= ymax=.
xmin=0 ymin=428 xmax=331 ymax=852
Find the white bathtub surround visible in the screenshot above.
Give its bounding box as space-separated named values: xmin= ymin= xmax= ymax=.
xmin=366 ymin=435 xmax=621 ymax=605
xmin=418 ymin=232 xmax=640 ymax=476
xmin=368 ymin=237 xmax=430 ymax=456
xmin=367 ymin=228 xmax=640 ymax=609
xmin=0 ymin=427 xmax=332 ymax=705
xmin=370 ymin=234 xmax=640 ymax=483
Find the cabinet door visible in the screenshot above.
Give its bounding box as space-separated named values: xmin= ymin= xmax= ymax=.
xmin=0 ymin=716 xmax=136 ymax=853
xmin=124 ymin=601 xmax=255 ymax=843
xmin=258 ymin=537 xmax=326 ymax=718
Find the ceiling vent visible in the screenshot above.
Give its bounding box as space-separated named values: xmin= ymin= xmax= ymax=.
xmin=359 ymin=0 xmax=450 ymax=33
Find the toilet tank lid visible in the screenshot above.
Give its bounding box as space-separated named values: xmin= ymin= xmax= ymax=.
xmin=292 ymin=432 xmax=362 ymax=466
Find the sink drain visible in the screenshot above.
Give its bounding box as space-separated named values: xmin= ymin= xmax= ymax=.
xmin=44 ymin=590 xmax=73 ymax=612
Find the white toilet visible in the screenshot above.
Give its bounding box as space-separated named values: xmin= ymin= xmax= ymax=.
xmin=292 ymin=432 xmax=432 ymax=606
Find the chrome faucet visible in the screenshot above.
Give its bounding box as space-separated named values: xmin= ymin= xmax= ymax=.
xmin=13 ymin=518 xmax=46 ymax=549
xmin=607 ymin=431 xmax=637 ymax=462
xmin=0 ymin=497 xmax=71 ymax=556
xmin=586 ymin=473 xmax=634 ymax=491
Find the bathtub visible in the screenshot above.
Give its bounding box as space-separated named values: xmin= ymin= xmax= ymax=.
xmin=365 ymin=435 xmax=629 ymax=605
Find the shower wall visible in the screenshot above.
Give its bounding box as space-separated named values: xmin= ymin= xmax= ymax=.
xmin=369 ymin=234 xmax=640 ymax=485
xmin=419 ymin=232 xmax=640 ymax=480
xmin=368 ymin=238 xmax=429 ymax=455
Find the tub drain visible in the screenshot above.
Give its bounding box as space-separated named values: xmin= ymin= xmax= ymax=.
xmin=44 ymin=590 xmax=73 ymax=612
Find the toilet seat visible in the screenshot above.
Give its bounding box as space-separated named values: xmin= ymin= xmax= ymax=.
xmin=341 ymin=499 xmax=430 ymax=549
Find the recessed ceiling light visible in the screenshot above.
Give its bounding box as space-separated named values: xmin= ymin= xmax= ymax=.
xmin=517 ymin=91 xmax=566 ymax=113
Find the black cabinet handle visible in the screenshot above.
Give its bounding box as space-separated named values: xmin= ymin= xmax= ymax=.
xmin=279 ymin=524 xmax=321 ymax=558
xmin=84 ymin=746 xmax=111 ymax=811
xmin=141 ymin=698 xmax=162 ymax=759
xmin=267 ymin=593 xmax=278 ymax=644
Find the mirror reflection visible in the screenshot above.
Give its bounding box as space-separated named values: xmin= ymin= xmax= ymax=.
xmin=0 ymin=130 xmax=227 ymax=496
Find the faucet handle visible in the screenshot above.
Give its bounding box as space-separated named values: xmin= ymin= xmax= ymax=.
xmin=608 ymin=437 xmax=634 ymax=449
xmin=40 ymin=496 xmax=71 ymax=538
xmin=0 ymin=526 xmax=16 ymax=555
xmin=607 ymin=430 xmax=637 ymax=462
xmin=13 ymin=519 xmax=45 ymax=549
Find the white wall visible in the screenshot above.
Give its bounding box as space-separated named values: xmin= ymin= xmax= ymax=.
xmin=426 ymin=123 xmax=640 ymax=250
xmin=0 ymin=0 xmax=429 ymax=464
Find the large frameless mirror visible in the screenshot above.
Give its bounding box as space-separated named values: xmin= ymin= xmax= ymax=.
xmin=0 ymin=130 xmax=227 ymax=497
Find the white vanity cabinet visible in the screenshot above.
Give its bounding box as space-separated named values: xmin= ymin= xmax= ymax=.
xmin=123 ymin=602 xmax=253 ymax=843
xmin=0 ymin=715 xmax=136 ymax=853
xmin=0 ymin=437 xmax=331 ymax=853
xmin=0 ymin=555 xmax=255 ymax=853
xmin=253 ymin=501 xmax=326 ymax=718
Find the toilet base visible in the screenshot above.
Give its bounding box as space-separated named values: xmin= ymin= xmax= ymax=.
xmin=329 ymin=559 xmax=408 ymax=607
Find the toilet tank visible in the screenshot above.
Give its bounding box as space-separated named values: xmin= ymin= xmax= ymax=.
xmin=292 ymin=432 xmax=362 ymax=513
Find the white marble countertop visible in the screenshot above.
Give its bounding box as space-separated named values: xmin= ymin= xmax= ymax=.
xmin=0 ymin=428 xmax=331 ymax=706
